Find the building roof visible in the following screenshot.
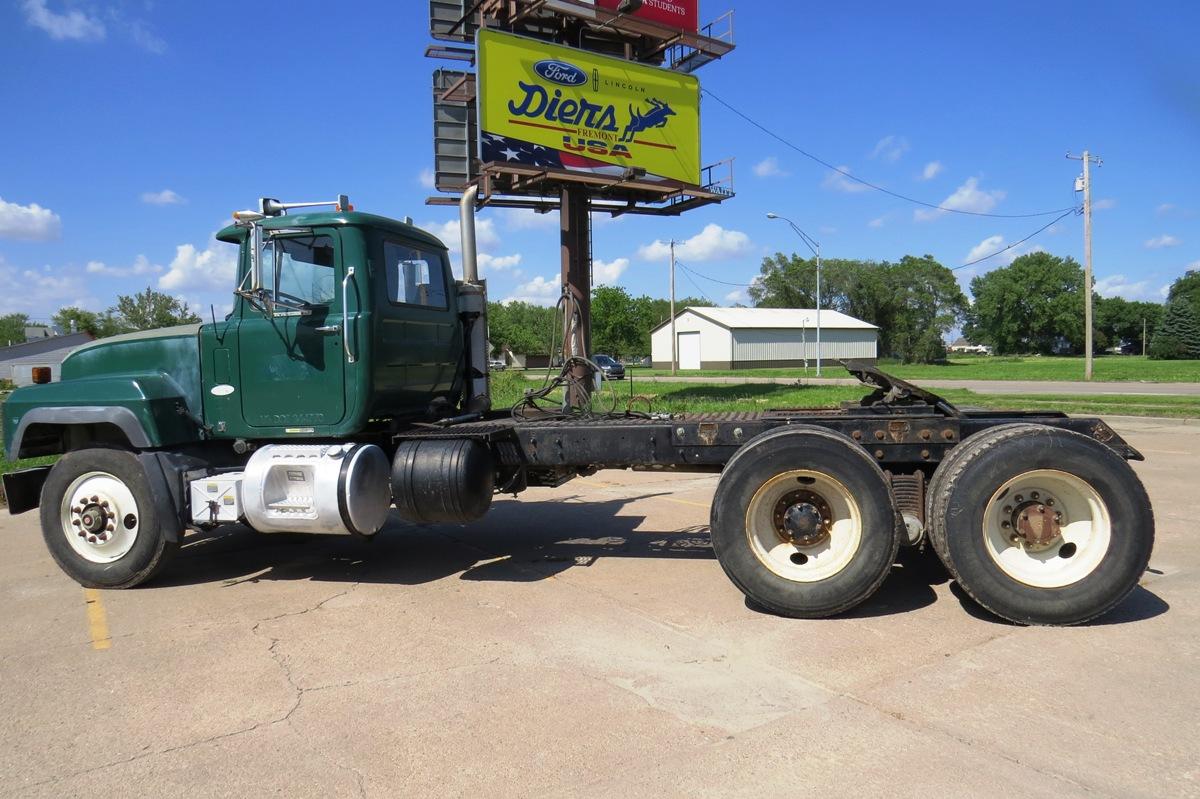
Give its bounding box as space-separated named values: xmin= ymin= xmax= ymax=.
xmin=652 ymin=307 xmax=878 ymax=333
xmin=0 ymin=331 xmax=94 ymax=363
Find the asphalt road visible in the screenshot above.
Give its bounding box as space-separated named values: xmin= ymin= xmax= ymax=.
xmin=616 ymin=374 xmax=1200 ymax=396
xmin=1 ymin=417 xmax=1196 ymax=797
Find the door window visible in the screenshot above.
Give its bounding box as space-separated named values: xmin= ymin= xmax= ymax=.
xmin=383 ymin=241 xmax=448 ymax=309
xmin=261 ymin=234 xmax=336 ymax=307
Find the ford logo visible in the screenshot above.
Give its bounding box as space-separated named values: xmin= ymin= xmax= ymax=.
xmin=533 ymin=59 xmax=588 ymax=87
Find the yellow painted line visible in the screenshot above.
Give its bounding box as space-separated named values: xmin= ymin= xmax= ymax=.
xmin=662 ymin=497 xmax=711 ymax=509
xmin=83 ymin=588 xmax=111 ymax=651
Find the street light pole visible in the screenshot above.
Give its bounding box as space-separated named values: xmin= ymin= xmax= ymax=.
xmin=767 ymin=213 xmax=823 ymax=376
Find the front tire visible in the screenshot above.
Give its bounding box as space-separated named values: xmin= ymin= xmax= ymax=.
xmin=710 ymin=427 xmax=902 ymax=618
xmin=40 ymin=449 xmax=180 ymax=588
xmin=927 ymin=424 xmax=1153 ymax=625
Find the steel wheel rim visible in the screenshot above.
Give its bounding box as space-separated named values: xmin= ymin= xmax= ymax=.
xmin=59 ymin=471 xmax=140 ymax=563
xmin=745 ymin=470 xmax=863 ymax=583
xmin=982 ymin=469 xmax=1111 ymax=588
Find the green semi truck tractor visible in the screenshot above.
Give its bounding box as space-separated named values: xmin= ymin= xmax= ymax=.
xmin=2 ymin=194 xmax=1155 ymax=626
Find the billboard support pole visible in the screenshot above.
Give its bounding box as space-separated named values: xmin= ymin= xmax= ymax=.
xmin=560 ymin=184 xmax=593 ymax=409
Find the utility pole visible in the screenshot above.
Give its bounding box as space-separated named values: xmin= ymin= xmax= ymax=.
xmin=669 ymin=239 xmax=677 ymax=376
xmin=766 ymin=212 xmax=822 ymax=376
xmin=1143 ymin=317 xmax=1147 ymax=357
xmin=1068 ymin=150 xmax=1102 ymax=380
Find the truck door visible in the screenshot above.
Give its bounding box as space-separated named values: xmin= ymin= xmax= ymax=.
xmin=238 ymin=229 xmax=347 ymax=429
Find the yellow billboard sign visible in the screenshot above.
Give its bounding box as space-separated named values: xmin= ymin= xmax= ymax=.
xmin=477 ymin=30 xmax=700 ymax=185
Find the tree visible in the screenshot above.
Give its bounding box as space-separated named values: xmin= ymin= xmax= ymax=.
xmin=590 ymin=285 xmax=640 ymax=358
xmin=887 ymin=255 xmax=969 ymax=363
xmin=1148 ymin=299 xmax=1200 ymax=360
xmin=0 ymin=312 xmax=30 ymax=347
xmin=52 ymin=306 xmax=123 ymax=338
xmin=486 ymin=300 xmax=556 ymax=356
xmin=109 ymin=287 xmax=201 ymax=332
xmin=1094 ymin=296 xmax=1162 ymax=354
xmin=748 ymin=253 xmax=965 ymax=362
xmin=964 ymin=252 xmax=1085 ymax=355
xmin=1166 ymin=269 xmax=1200 ymax=319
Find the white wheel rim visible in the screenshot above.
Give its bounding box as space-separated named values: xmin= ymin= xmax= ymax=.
xmin=59 ymin=471 xmax=141 ymax=563
xmin=745 ymin=470 xmax=863 ymax=583
xmin=982 ymin=469 xmax=1111 ymax=588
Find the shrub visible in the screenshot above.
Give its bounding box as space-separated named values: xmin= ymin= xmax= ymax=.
xmin=1148 ymin=300 xmax=1200 ymax=360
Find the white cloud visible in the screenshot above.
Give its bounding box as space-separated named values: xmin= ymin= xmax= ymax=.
xmin=158 ymin=239 xmax=238 ymax=292
xmin=1094 ymin=274 xmax=1154 ymax=300
xmin=500 ymin=207 xmax=558 ymax=230
xmin=503 ymin=275 xmax=560 ymax=306
xmin=123 ymin=17 xmax=166 ymax=54
xmin=0 ymin=196 xmax=62 ymax=241
xmin=21 ymin=0 xmax=105 ymax=41
xmin=920 ymin=161 xmax=943 ymax=181
xmin=915 ymin=177 xmax=1005 ymax=221
xmin=724 ymin=289 xmax=747 ymax=304
xmin=1144 ymin=234 xmax=1180 ymax=249
xmin=0 ymin=256 xmax=88 ymax=316
xmin=476 ymin=252 xmax=522 ymax=276
xmin=593 ymin=257 xmax=629 ymax=286
xmin=637 ymin=223 xmax=752 ymax=262
xmin=418 ymin=168 xmax=436 ymax=189
xmin=752 ymin=157 xmax=787 ymax=178
xmin=965 ymin=235 xmax=1007 ymax=265
xmin=140 ymin=189 xmax=185 ymax=206
xmin=422 ymin=218 xmax=500 ymax=252
xmin=1092 ymin=198 xmax=1117 ymax=211
xmin=870 ymin=135 xmax=909 ymax=162
xmin=868 ymin=216 xmax=886 ymax=229
xmin=821 ymin=166 xmax=870 ymax=193
xmin=86 ymin=255 xmax=162 ymax=277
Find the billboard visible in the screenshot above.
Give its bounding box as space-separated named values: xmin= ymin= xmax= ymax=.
xmin=596 ymin=0 xmax=698 ymax=32
xmin=477 ymin=29 xmax=700 ymax=185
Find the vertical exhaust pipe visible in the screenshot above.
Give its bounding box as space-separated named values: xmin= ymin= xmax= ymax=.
xmin=457 ymin=186 xmax=490 ymax=412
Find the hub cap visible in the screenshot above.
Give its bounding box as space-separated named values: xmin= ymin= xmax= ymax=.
xmin=982 ymin=470 xmax=1110 ymax=588
xmin=60 ymin=472 xmax=140 ymax=563
xmin=746 ymin=471 xmax=862 ymax=583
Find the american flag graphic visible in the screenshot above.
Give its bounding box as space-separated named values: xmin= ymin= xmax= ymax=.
xmin=480 ymin=131 xmax=661 ymax=178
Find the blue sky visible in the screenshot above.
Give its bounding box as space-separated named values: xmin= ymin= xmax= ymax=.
xmin=1 ymin=0 xmax=1197 ymax=323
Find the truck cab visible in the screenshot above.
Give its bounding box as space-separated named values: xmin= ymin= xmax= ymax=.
xmin=4 ymin=199 xmax=469 ymax=462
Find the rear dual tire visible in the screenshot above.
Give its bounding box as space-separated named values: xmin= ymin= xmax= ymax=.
xmin=927 ymin=424 xmax=1153 ymax=625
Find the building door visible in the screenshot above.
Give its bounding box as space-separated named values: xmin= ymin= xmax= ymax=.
xmin=678 ymin=331 xmax=701 ymax=370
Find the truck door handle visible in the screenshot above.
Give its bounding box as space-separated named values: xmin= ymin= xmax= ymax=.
xmin=315 ymin=324 xmax=342 ymax=335
xmin=342 ymin=266 xmax=357 ymax=364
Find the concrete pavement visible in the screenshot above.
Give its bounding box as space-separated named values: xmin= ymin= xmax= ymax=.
xmin=1 ymin=417 xmax=1196 ymax=797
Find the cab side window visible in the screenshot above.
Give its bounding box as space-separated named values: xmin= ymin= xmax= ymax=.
xmin=383 ymin=241 xmax=448 ymax=309
xmin=261 ymin=235 xmax=336 ymax=306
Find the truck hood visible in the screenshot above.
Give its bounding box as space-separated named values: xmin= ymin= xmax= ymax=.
xmin=60 ymin=323 xmax=203 ymax=413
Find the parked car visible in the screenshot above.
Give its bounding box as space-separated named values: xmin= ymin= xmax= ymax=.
xmin=591 ymin=353 xmax=625 ymax=380
xmin=488 ymin=357 xmax=507 ymax=371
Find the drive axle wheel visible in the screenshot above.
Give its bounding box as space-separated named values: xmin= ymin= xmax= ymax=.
xmin=928 ymin=424 xmax=1153 ymax=625
xmin=711 ymin=427 xmax=901 ymax=618
xmin=40 ymin=448 xmax=180 ymax=589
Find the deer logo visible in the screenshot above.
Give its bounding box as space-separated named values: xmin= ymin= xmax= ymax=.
xmin=620 ymin=98 xmax=676 ymax=143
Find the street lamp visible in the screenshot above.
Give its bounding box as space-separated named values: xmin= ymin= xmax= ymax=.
xmin=767 ymin=212 xmax=823 ymax=376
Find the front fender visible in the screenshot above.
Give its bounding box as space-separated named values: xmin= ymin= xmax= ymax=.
xmin=3 ymin=374 xmax=200 ymax=459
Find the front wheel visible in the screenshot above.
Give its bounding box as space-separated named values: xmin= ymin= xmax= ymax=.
xmin=40 ymin=448 xmax=180 ymax=588
xmin=710 ymin=427 xmax=902 ymax=618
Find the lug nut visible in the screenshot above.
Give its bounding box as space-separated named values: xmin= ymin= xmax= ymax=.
xmin=1038 ymin=505 xmax=1045 ymax=512
xmin=90 ymin=496 xmax=99 ymax=504
xmin=87 ymin=536 xmax=97 ymax=544
xmin=1015 ymin=494 xmax=1024 ymax=503
xmin=78 ymin=531 xmax=86 ymax=538
xmin=1003 ymin=505 xmax=1013 ymax=514
xmin=1031 ymin=491 xmax=1040 ymax=500
xmin=1046 ymin=498 xmax=1055 ymax=507
xmin=72 ymin=519 xmax=81 ymax=526
xmin=1001 ymin=520 xmax=1011 ymax=529
xmin=100 ymin=501 xmax=110 ymax=509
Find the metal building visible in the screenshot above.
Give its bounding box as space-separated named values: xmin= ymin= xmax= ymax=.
xmin=650 ymin=307 xmax=877 ymax=370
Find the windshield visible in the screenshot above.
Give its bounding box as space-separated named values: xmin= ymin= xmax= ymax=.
xmin=593 ymin=355 xmax=615 ymax=366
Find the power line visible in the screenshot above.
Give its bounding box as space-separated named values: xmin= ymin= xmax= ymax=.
xmin=701 ymin=87 xmax=1077 ymax=220
xmin=676 ymin=260 xmax=755 ymax=288
xmin=674 ymin=262 xmax=718 ymax=304
xmin=953 ymin=207 xmax=1080 ymax=270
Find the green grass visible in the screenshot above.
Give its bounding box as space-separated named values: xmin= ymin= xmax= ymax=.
xmin=638 ymin=355 xmax=1200 ymax=383
xmin=492 ymin=371 xmax=1200 ymax=419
